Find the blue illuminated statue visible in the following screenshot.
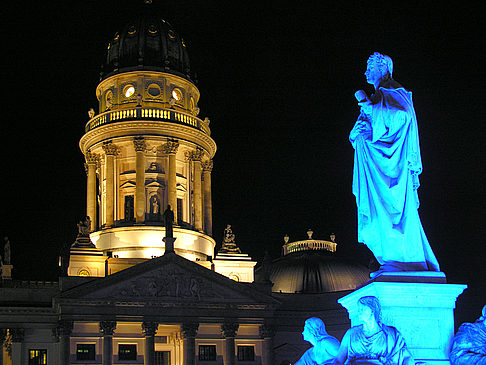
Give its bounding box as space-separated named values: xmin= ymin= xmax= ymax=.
xmin=334 ymin=296 xmax=415 ymax=364
xmin=295 ymin=317 xmax=340 ymax=365
xmin=350 ymin=52 xmax=440 ymax=274
xmin=450 ymin=304 xmax=486 ymax=364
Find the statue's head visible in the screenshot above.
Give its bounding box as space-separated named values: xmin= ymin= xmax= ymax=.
xmin=478 ymin=304 xmax=486 ymax=325
xmin=302 ymin=317 xmax=328 ymax=343
xmin=365 ymin=52 xmax=393 ymax=85
xmin=358 ymin=296 xmax=382 ymax=324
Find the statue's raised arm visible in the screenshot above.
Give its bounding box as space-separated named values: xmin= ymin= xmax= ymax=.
xmin=350 ymin=52 xmax=440 ymax=275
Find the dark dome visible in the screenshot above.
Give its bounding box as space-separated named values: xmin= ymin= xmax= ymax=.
xmin=267 ymin=250 xmax=370 ymax=293
xmin=101 ymin=15 xmax=191 ymax=81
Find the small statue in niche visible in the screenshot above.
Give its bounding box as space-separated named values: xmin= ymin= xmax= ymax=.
xmin=334 ymin=296 xmax=415 ymax=364
xmin=150 ymin=195 xmax=160 ymax=214
xmin=295 ymin=317 xmax=340 ymax=365
xmin=450 ymin=304 xmax=486 ymax=364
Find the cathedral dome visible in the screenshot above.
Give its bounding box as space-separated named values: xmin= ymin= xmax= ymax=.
xmin=100 ymin=14 xmax=191 ymax=81
xmin=260 ymin=232 xmax=370 ymax=293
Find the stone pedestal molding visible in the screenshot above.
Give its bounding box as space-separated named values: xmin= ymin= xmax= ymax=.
xmin=338 ymin=273 xmax=466 ymax=365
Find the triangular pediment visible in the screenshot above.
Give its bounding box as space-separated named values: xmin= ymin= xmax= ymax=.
xmin=120 ymin=180 xmax=136 ymax=189
xmin=60 ymin=253 xmax=277 ymax=306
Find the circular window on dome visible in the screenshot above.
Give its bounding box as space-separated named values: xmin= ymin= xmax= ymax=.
xmin=172 ymin=88 xmax=183 ymax=102
xmin=128 ymin=26 xmax=136 ymax=35
xmin=78 ymin=269 xmax=90 ymax=277
xmin=148 ymin=24 xmax=158 ymax=35
xmin=168 ymin=29 xmax=176 ymax=40
xmin=124 ymin=85 xmax=135 ymax=98
xmin=147 ymin=84 xmax=161 ymax=97
xmin=229 ymin=274 xmax=240 ymax=282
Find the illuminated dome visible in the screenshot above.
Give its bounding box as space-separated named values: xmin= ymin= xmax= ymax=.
xmin=261 ymin=231 xmax=370 ymax=293
xmin=101 ymin=14 xmax=191 ymax=81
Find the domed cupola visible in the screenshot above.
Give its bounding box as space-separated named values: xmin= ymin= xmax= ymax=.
xmin=101 ymin=15 xmax=191 ymax=81
xmin=262 ymin=230 xmax=370 ymax=293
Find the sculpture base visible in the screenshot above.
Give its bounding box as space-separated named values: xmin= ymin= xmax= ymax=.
xmin=338 ymin=273 xmax=466 ymax=364
xmin=1 ymin=264 xmax=13 ymax=280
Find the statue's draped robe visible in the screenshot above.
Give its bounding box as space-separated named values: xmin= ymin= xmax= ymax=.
xmin=349 ymin=80 xmax=439 ymax=271
xmin=339 ymin=325 xmax=414 ymax=365
xmin=450 ymin=322 xmax=486 ymax=364
xmin=295 ymin=336 xmax=340 ymax=365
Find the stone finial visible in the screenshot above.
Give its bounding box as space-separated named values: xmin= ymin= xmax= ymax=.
xmin=330 ymin=233 xmax=336 ymax=242
xmin=88 ymin=108 xmax=95 ymax=118
xmin=307 ymin=229 xmax=313 ymax=239
xmin=284 ymin=234 xmax=289 ymax=244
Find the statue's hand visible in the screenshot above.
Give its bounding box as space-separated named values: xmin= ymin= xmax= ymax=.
xmin=358 ymin=100 xmax=373 ymax=116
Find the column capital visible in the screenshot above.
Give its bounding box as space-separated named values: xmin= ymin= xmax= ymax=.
xmin=142 ymin=321 xmax=159 ymax=337
xmin=202 ymin=159 xmax=213 ymax=172
xmin=133 ymin=137 xmax=147 ymax=152
xmin=57 ymin=320 xmax=74 ymax=337
xmin=102 ymin=141 xmax=119 ymax=156
xmin=259 ymin=324 xmax=276 ymax=339
xmin=162 ymin=140 xmax=179 ymax=155
xmin=10 ymin=328 xmax=24 ymax=342
xmin=85 ymin=151 xmax=99 ymax=164
xmin=181 ymin=322 xmax=199 ymax=338
xmin=100 ymin=321 xmax=116 ymax=336
xmin=221 ymin=322 xmax=239 ymax=338
xmin=185 ymin=148 xmax=204 ymax=162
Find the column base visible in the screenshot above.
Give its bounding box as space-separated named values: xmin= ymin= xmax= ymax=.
xmin=338 ymin=272 xmax=466 ymax=365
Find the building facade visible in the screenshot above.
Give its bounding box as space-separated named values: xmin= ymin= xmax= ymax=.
xmin=0 ymin=10 xmax=368 ymax=365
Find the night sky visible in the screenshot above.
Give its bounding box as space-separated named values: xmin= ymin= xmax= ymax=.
xmin=1 ymin=2 xmax=484 ymax=327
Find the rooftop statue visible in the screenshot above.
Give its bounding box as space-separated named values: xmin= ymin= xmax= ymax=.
xmin=295 ymin=317 xmax=340 ymax=365
xmin=450 ymin=304 xmax=486 ymax=364
xmin=3 ymin=236 xmax=11 ymax=265
xmin=350 ymin=52 xmax=440 ymax=274
xmin=334 ymin=296 xmax=415 ymax=364
xmin=219 ymin=225 xmax=241 ymax=254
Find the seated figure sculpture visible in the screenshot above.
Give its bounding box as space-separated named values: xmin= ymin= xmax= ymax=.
xmin=350 ymin=52 xmax=440 ymax=274
xmin=295 ymin=317 xmax=340 ymax=365
xmin=450 ymin=304 xmax=486 ymax=364
xmin=334 ymin=296 xmax=414 ymax=364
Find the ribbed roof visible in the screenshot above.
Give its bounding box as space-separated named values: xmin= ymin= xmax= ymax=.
xmin=100 ymin=14 xmax=191 ymax=81
xmin=265 ymin=249 xmax=370 ymax=294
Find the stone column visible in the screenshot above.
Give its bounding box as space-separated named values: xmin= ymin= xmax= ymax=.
xmin=259 ymin=324 xmax=275 ymax=365
xmin=202 ymin=160 xmax=213 ymax=235
xmin=187 ymin=149 xmax=204 ymax=231
xmin=102 ymin=142 xmax=118 ymax=228
xmin=134 ymin=137 xmax=147 ymax=224
xmin=10 ymin=328 xmax=24 ymax=365
xmin=85 ymin=152 xmax=98 ymax=231
xmin=221 ymin=322 xmax=239 ymax=365
xmin=58 ymin=320 xmax=73 ymax=365
xmin=100 ymin=321 xmax=116 ymax=365
xmin=181 ymin=322 xmax=199 ymax=365
xmin=142 ymin=321 xmax=158 ymax=365
xmin=0 ymin=328 xmax=6 ymax=365
xmin=163 ymin=140 xmax=179 ymax=223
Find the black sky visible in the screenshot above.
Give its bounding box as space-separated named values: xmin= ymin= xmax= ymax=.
xmin=1 ymin=1 xmax=484 ymax=327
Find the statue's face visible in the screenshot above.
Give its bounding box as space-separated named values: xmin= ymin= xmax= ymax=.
xmin=365 ymin=58 xmax=384 ymax=85
xmin=358 ymin=302 xmax=374 ymax=325
xmin=302 ymin=323 xmax=312 ymax=342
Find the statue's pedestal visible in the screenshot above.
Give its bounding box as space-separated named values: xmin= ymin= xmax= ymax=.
xmin=338 ymin=272 xmax=467 ymax=365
